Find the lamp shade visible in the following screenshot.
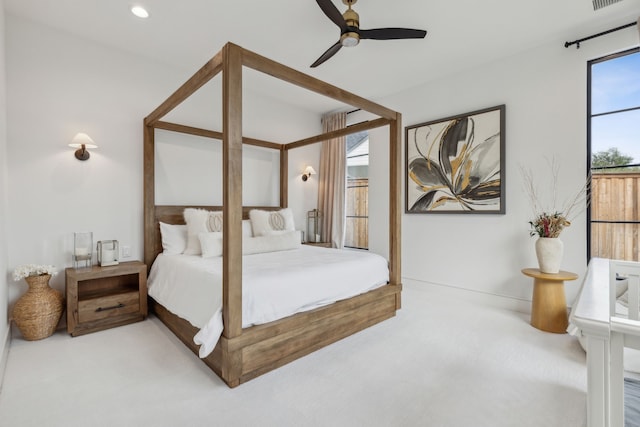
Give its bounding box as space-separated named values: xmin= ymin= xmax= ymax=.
xmin=69 ymin=133 xmax=97 ymax=149
xmin=304 ymin=166 xmax=316 ymax=176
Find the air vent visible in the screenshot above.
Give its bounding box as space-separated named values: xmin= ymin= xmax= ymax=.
xmin=592 ymin=0 xmax=623 ymax=10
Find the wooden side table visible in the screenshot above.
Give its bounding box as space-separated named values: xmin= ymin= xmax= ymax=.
xmin=521 ymin=268 xmax=578 ymax=333
xmin=66 ymin=261 xmax=147 ymax=336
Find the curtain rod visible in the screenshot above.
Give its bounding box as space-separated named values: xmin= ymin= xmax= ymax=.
xmin=564 ymin=21 xmax=636 ymax=49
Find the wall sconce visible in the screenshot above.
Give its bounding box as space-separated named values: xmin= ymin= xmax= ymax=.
xmin=302 ymin=166 xmax=316 ymax=182
xmin=69 ymin=133 xmax=97 ymax=161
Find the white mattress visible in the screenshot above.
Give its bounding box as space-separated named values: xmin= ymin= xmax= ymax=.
xmin=148 ymin=245 xmax=389 ymax=357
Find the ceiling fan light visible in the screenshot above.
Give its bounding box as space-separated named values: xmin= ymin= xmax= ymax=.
xmin=131 ymin=6 xmax=149 ymax=18
xmin=340 ymin=32 xmax=360 ymax=47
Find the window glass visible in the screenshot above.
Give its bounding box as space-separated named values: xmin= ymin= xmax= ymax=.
xmin=591 ymin=52 xmax=640 ymax=115
xmin=592 ymin=110 xmax=640 ymax=163
xmin=589 ymin=48 xmax=640 ymax=261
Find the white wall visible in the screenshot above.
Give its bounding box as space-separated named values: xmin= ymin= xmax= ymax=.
xmin=372 ymin=25 xmax=640 ymax=307
xmin=5 ymin=14 xmax=321 ymax=307
xmin=0 ymin=0 xmax=10 ymax=387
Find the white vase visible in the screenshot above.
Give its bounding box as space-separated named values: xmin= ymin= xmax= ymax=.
xmin=535 ymin=237 xmax=564 ymax=274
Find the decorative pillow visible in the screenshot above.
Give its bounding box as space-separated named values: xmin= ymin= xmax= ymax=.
xmin=207 ymin=212 xmax=223 ymax=232
xmin=243 ymin=230 xmax=301 ymax=255
xmin=183 ymin=208 xmax=223 ymax=255
xmin=249 ymin=208 xmax=295 ymax=237
xmin=159 ymin=222 xmax=188 ymax=254
xmin=199 ymin=232 xmax=223 ymax=258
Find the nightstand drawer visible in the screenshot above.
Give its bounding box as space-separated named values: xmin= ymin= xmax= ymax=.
xmin=78 ymin=291 xmax=140 ymax=323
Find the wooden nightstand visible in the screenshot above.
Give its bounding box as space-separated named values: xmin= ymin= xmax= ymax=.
xmin=66 ymin=261 xmax=147 ymax=336
xmin=303 ymin=242 xmax=332 ymax=248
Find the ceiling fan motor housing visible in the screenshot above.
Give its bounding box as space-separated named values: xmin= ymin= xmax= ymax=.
xmin=343 ymin=8 xmax=359 ymax=29
xmin=341 ymin=3 xmax=360 ymax=46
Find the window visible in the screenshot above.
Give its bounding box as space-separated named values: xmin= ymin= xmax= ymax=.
xmin=345 ymin=131 xmax=368 ymax=249
xmin=588 ymin=47 xmax=640 ymax=261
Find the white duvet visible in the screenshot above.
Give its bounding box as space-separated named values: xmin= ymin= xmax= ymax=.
xmin=147 ymin=245 xmax=389 ymax=357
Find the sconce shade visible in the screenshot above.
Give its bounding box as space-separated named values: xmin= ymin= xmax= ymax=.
xmin=69 ymin=133 xmax=97 ymax=148
xmin=69 ymin=133 xmax=97 ymax=161
xmin=302 ymin=166 xmax=316 ymax=181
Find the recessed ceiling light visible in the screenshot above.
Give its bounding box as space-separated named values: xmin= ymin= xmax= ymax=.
xmin=131 ymin=6 xmax=149 ymax=18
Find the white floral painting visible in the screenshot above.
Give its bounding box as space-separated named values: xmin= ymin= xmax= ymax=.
xmin=405 ymin=105 xmax=505 ymax=214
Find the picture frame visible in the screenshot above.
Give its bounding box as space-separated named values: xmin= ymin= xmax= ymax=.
xmin=405 ymin=104 xmax=505 ymax=214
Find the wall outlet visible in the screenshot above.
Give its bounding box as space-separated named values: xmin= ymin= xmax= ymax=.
xmin=122 ymin=245 xmax=131 ymax=258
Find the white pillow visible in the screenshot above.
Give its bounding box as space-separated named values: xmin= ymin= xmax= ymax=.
xmin=159 ymin=222 xmax=188 ymax=254
xmin=242 ymin=220 xmax=253 ymax=238
xmin=243 ymin=231 xmax=301 ymax=255
xmin=207 ymin=212 xmax=223 ymax=232
xmin=183 ymin=208 xmax=223 ymax=255
xmin=249 ymin=208 xmax=295 ymax=237
xmin=199 ymin=232 xmax=223 ymax=258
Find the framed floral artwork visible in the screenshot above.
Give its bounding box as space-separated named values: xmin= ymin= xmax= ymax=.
xmin=405 ymin=105 xmax=505 ymax=214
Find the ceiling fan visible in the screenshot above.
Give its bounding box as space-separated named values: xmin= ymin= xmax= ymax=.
xmin=311 ymin=0 xmax=427 ymax=68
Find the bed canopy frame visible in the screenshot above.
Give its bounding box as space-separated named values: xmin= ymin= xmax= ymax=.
xmin=143 ymin=42 xmax=402 ymax=387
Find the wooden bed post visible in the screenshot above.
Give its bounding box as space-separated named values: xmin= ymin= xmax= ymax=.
xmin=389 ymin=114 xmax=402 ymax=306
xmin=143 ymin=124 xmax=155 ymax=272
xmin=222 ymin=43 xmax=244 ymax=340
xmin=280 ymin=147 xmax=288 ymax=208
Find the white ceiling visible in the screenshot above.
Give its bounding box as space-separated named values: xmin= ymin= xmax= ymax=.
xmin=4 ymin=0 xmax=640 ymax=114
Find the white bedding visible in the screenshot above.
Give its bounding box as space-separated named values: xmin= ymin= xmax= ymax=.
xmin=147 ymin=245 xmax=389 ymax=357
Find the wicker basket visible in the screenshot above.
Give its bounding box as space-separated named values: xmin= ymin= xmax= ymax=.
xmin=12 ymin=274 xmax=64 ymax=340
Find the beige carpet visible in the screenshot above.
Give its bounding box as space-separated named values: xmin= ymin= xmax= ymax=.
xmin=0 ymin=283 xmax=587 ymax=427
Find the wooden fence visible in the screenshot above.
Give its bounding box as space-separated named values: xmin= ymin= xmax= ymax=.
xmin=345 ymin=178 xmax=368 ymax=249
xmin=591 ymin=172 xmax=640 ymax=261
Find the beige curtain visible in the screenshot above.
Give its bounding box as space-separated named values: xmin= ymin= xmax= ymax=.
xmin=317 ymin=112 xmax=347 ymax=248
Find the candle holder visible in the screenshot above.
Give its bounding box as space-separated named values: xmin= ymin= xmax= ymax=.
xmin=73 ymin=232 xmax=93 ymax=269
xmin=97 ymin=240 xmax=119 ymax=267
xmin=307 ymin=209 xmax=323 ymax=243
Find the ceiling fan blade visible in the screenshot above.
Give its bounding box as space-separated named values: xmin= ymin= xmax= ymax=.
xmin=359 ymin=28 xmax=427 ymax=40
xmin=311 ymin=41 xmax=343 ymax=68
xmin=315 ymin=0 xmax=348 ymax=32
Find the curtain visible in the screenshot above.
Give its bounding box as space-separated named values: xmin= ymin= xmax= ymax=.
xmin=317 ymin=112 xmax=347 ymax=248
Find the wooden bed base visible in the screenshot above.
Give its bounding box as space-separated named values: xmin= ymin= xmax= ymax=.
xmin=143 ymin=43 xmax=402 ymax=387
xmin=150 ymin=283 xmax=401 ymax=387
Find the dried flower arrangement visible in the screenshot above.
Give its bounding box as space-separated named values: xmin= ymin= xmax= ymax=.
xmin=13 ymin=264 xmax=58 ymax=281
xmin=521 ymin=158 xmax=590 ymax=238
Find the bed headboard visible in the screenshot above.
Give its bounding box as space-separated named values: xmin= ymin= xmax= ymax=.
xmin=145 ymin=204 xmax=280 ymax=270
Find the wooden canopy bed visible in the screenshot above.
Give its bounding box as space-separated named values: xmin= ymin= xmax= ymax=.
xmin=143 ymin=43 xmax=402 ymax=388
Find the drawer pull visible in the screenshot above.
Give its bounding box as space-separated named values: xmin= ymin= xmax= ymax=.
xmin=95 ymin=303 xmax=125 ymax=312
